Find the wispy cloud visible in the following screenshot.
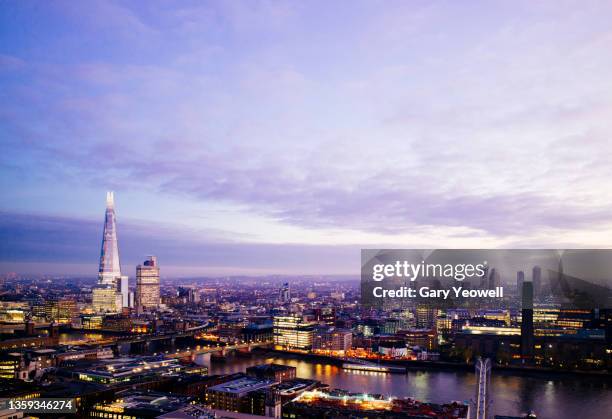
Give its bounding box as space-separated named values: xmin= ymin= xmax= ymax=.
xmin=2 ymin=1 xmax=612 ymax=273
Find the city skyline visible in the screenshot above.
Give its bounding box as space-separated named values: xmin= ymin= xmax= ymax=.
xmin=3 ymin=1 xmax=612 ymax=276
xmin=1 ymin=3 xmax=610 ymax=419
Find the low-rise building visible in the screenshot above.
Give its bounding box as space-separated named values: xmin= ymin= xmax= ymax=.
xmin=246 ymin=363 xmax=296 ymax=382
xmin=88 ymin=390 xmax=200 ymax=419
xmin=273 ymin=315 xmax=315 ymax=351
xmin=312 ymin=327 xmax=352 ymax=354
xmin=76 ymin=356 xmax=185 ymax=385
xmin=205 ymin=375 xmax=279 ymax=417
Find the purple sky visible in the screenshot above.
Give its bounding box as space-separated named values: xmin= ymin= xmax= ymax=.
xmin=2 ymin=1 xmax=612 ymax=276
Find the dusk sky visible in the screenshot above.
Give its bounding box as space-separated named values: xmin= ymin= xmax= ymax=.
xmin=2 ymin=1 xmax=612 ymax=276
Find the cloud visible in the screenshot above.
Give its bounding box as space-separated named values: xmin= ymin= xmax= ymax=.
xmin=0 ymin=211 xmax=359 ymax=275
xmin=2 ymin=0 xmax=612 ymax=260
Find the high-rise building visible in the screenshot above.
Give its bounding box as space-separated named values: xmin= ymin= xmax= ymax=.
xmin=178 ymin=286 xmax=200 ymax=304
xmin=120 ymin=275 xmax=129 ymax=308
xmin=279 ymin=282 xmax=290 ymax=302
xmin=532 ymin=265 xmax=541 ymax=298
xmin=136 ymin=256 xmax=160 ymax=311
xmin=98 ymin=191 xmax=121 ymax=285
xmin=520 ymin=281 xmax=534 ymax=361
xmin=93 ymin=192 xmax=127 ymax=313
xmin=188 ymin=287 xmax=200 ymax=304
xmin=517 ymin=271 xmax=525 ymax=294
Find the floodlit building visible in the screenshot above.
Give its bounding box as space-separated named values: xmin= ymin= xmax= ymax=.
xmin=76 ymin=356 xmax=186 ymax=385
xmin=92 ymin=286 xmax=122 ymax=314
xmin=44 ymin=298 xmax=78 ymax=324
xmin=93 ymin=191 xmax=128 ymax=312
xmin=398 ymin=328 xmax=438 ymax=351
xmin=88 ymin=390 xmax=209 ymax=419
xmin=416 ymin=304 xmax=436 ymax=329
xmin=136 ymin=256 xmax=160 ymax=311
xmin=273 ymin=315 xmax=315 ymax=350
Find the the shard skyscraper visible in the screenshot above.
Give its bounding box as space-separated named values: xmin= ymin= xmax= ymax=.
xmin=98 ymin=191 xmax=122 ymax=285
xmin=92 ymin=192 xmax=129 ymax=313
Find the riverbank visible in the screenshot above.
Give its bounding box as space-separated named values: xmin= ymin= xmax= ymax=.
xmin=262 ymin=348 xmax=611 ymax=379
xmin=212 ymin=350 xmax=611 ymax=419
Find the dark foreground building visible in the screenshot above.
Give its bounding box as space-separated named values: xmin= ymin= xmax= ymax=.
xmin=246 ymin=363 xmax=296 ymax=382
xmin=205 ymin=374 xmax=281 ymax=417
xmin=87 ymin=390 xmax=214 ymax=418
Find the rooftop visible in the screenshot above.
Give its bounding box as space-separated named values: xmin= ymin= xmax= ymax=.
xmin=207 ymin=376 xmax=275 ymax=396
xmin=94 ymin=390 xmax=193 ymax=415
xmin=246 ymin=363 xmax=295 ymax=373
xmin=77 ymin=355 xmax=182 ymax=380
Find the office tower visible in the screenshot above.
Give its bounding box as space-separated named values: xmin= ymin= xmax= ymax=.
xmin=532 ymin=265 xmax=541 ymax=298
xmin=98 ymin=191 xmax=121 ymax=285
xmin=273 ymin=315 xmax=315 ymax=350
xmin=279 ymin=282 xmax=290 ymax=302
xmin=94 ymin=192 xmax=127 ymax=313
xmin=189 ymin=288 xmax=200 ymax=304
xmin=472 ymin=357 xmax=492 ymax=419
xmin=517 ymin=271 xmax=525 ymax=295
xmin=520 ymin=281 xmax=534 ymax=361
xmin=488 ymin=268 xmax=500 ymax=289
xmin=178 ymin=286 xmax=200 ymax=304
xmin=120 ymin=275 xmax=129 ymax=308
xmin=136 ymin=256 xmax=160 ymax=311
xmin=416 ymin=304 xmax=436 ymax=329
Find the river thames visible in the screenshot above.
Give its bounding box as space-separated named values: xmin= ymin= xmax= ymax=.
xmin=211 ymin=353 xmax=611 ymax=419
